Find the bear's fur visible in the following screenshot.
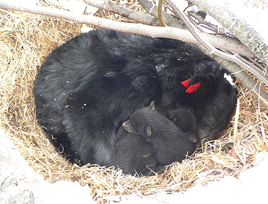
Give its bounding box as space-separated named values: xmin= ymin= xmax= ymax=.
xmin=110 ymin=102 xmax=195 ymax=175
xmin=34 ymin=29 xmax=237 ymax=165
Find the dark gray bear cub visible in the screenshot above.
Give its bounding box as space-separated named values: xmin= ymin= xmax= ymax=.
xmin=168 ymin=108 xmax=197 ymax=143
xmin=110 ymin=102 xmax=196 ymax=175
xmin=155 ymin=104 xmax=197 ymax=143
xmin=108 ymin=126 xmax=157 ymax=176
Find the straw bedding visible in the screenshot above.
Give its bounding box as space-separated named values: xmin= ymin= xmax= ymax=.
xmin=0 ymin=2 xmax=267 ymax=203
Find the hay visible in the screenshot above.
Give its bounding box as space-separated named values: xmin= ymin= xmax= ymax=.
xmin=0 ymin=2 xmax=267 ymax=203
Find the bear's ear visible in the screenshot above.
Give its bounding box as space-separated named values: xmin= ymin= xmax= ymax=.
xmin=149 ymin=101 xmax=155 ymax=110
xmin=122 ymin=120 xmax=137 ymax=134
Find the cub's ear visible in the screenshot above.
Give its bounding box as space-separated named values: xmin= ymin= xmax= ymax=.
xmin=149 ymin=101 xmax=155 ymax=110
xmin=123 ymin=120 xmax=137 ymax=134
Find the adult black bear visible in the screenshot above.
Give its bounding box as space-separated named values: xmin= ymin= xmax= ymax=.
xmin=34 ymin=29 xmax=237 ymax=165
xmin=109 ymin=102 xmax=195 ymax=175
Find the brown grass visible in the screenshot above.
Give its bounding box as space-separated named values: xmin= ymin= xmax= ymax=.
xmin=0 ymin=3 xmax=267 ymax=203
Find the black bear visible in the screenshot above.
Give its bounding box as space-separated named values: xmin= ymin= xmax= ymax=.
xmin=109 ymin=102 xmax=195 ymax=175
xmin=182 ymin=73 xmax=237 ymax=147
xmin=108 ymin=126 xmax=157 ymax=175
xmin=34 ymin=29 xmax=237 ymax=166
xmin=167 ymin=107 xmax=197 ymax=143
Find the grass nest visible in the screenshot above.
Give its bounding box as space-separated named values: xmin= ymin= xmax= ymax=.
xmin=0 ymin=2 xmax=267 ymax=203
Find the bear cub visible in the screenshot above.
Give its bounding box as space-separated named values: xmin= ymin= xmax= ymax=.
xmin=109 ymin=102 xmax=196 ymax=175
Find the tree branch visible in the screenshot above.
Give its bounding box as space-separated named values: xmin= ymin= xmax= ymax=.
xmin=0 ymin=1 xmax=253 ymax=59
xmin=187 ymin=11 xmax=226 ymax=35
xmin=158 ymin=0 xmax=167 ymax=27
xmin=0 ymin=1 xmax=267 ymax=108
xmin=137 ymin=0 xmax=254 ymax=58
xmin=166 ymin=0 xmax=268 ymax=87
xmin=138 ymin=0 xmax=185 ymax=28
xmin=189 ymin=0 xmax=268 ymax=67
xmin=201 ymin=46 xmax=268 ymax=109
xmin=82 ymin=0 xmax=160 ymax=26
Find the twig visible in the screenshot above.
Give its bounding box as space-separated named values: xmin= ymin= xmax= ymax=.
xmin=158 ymin=0 xmax=167 ymax=27
xmin=189 ymin=0 xmax=268 ymax=67
xmin=138 ymin=0 xmax=185 ymax=28
xmin=166 ymin=0 xmax=268 ymax=87
xmin=138 ymin=0 xmax=254 ymax=59
xmin=235 ymin=54 xmax=268 ymax=78
xmin=233 ymin=98 xmax=240 ymax=159
xmin=210 ymin=53 xmax=268 ymax=110
xmin=188 ymin=11 xmax=226 ymax=34
xmin=0 ymin=1 xmax=254 ymax=59
xmin=82 ymin=0 xmax=160 ymax=26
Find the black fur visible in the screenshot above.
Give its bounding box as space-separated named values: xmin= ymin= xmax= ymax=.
xmin=108 ymin=126 xmax=157 ymax=175
xmin=34 ymin=29 xmax=237 ymax=165
xmin=110 ymin=102 xmax=195 ymax=175
xmin=154 ymin=104 xmax=197 ymax=143
xmin=167 ymin=108 xmax=197 ymax=143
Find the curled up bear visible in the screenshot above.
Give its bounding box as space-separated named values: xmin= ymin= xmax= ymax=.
xmin=34 ymin=29 xmax=237 ymax=169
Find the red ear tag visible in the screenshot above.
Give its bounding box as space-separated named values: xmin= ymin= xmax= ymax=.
xmin=181 ymin=79 xmax=190 ymax=88
xmin=185 ymin=82 xmax=201 ymax=93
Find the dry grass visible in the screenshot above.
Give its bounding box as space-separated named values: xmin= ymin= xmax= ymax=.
xmin=0 ymin=2 xmax=267 ymax=203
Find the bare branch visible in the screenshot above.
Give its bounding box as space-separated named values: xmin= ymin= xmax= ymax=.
xmin=165 ymin=0 xmax=268 ymax=108
xmin=138 ymin=0 xmax=185 ymax=28
xmin=188 ymin=11 xmax=226 ymax=35
xmin=201 ymin=46 xmax=268 ymax=109
xmin=82 ymin=0 xmax=160 ymax=26
xmin=0 ymin=1 xmax=253 ymax=59
xmin=138 ymin=0 xmax=254 ymax=59
xmin=166 ymin=0 xmax=268 ymax=87
xmin=158 ymin=0 xmax=167 ymax=27
xmin=0 ymin=0 xmax=267 ymax=108
xmin=189 ymin=0 xmax=268 ymax=67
